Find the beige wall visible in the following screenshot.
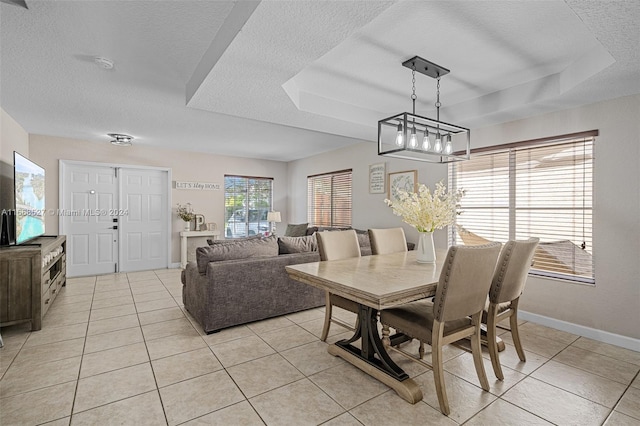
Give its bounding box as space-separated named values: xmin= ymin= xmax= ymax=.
xmin=29 ymin=135 xmax=289 ymax=264
xmin=288 ymin=94 xmax=640 ymax=340
xmin=1 ymin=108 xmax=29 ymax=163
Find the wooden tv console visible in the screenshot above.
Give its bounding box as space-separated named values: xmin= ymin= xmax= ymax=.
xmin=0 ymin=235 xmax=66 ymax=331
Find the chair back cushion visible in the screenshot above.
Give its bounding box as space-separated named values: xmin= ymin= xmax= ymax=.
xmin=490 ymin=238 xmax=539 ymax=304
xmin=368 ymin=228 xmax=407 ymax=255
xmin=433 ymin=243 xmax=501 ymax=322
xmin=316 ymin=230 xmax=361 ymax=261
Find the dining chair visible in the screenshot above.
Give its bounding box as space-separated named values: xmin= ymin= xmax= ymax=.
xmin=368 ymin=227 xmax=407 ymax=255
xmin=316 ymin=230 xmax=362 ymax=341
xmin=484 ymin=237 xmax=539 ymax=380
xmin=380 ymin=242 xmax=501 ymax=415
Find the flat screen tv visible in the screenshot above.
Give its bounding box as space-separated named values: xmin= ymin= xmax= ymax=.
xmin=14 ymin=151 xmax=45 ymax=244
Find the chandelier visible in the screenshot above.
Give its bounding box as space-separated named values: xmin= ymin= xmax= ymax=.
xmin=378 ymin=56 xmax=470 ymax=163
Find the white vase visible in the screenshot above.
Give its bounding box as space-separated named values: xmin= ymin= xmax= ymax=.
xmin=416 ymin=231 xmax=436 ymax=263
xmin=183 ymin=221 xmax=191 ymax=232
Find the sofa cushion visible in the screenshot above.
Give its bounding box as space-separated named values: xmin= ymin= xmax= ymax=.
xmin=285 ymin=223 xmax=308 ymax=237
xmin=207 ymin=235 xmax=262 ymax=245
xmin=196 ymin=236 xmax=278 ymax=273
xmin=278 ymin=235 xmax=318 ymax=254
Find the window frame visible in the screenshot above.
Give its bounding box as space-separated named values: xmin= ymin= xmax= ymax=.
xmin=449 ymin=130 xmax=597 ymax=284
xmin=223 ymin=175 xmax=273 ymax=239
xmin=307 ymin=169 xmax=353 ymax=228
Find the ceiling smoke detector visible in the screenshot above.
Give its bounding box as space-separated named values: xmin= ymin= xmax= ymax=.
xmin=108 ymin=133 xmax=133 ymax=146
xmin=94 ymin=57 xmax=114 ymax=70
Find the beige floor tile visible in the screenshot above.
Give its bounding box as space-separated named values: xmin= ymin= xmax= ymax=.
xmin=502 ymin=377 xmax=610 ymax=425
xmin=518 ymin=322 xmax=579 ymax=345
xmin=0 ymin=356 xmax=81 ymax=397
xmin=159 ymin=370 xmax=244 ymax=426
xmin=138 ymin=306 xmax=186 ymax=325
xmin=127 ymin=272 xmax=159 ymax=282
xmin=632 ymin=374 xmax=640 ymax=389
xmin=349 ymin=390 xmax=457 ymax=426
xmin=0 ymin=381 xmax=75 ymax=425
xmin=87 ymin=313 xmax=140 ymax=336
xmin=413 ymin=370 xmax=497 ymax=423
xmin=444 ymin=351 xmax=526 ymax=396
xmin=201 ymin=324 xmax=256 ymax=346
xmin=501 ymin=329 xmax=569 ymax=358
xmin=41 ymin=416 xmax=71 ymax=425
xmin=0 ymin=349 xmax=19 ymax=376
xmin=210 ymin=335 xmax=275 ymax=368
xmin=481 ymin=341 xmax=550 ymax=375
xmin=23 ymin=322 xmax=87 ymax=347
xmin=321 ymin=412 xmax=363 ymax=426
xmin=181 ymin=400 xmax=263 ymax=425
xmin=227 ymin=353 xmax=305 ymax=398
xmin=260 ymin=324 xmax=319 ymax=352
xmin=280 ymin=341 xmax=345 ymax=376
xmin=90 ymin=294 xmax=134 ymax=310
xmin=73 ymin=362 xmax=157 ymax=413
xmin=43 ymin=309 xmax=91 ymax=327
xmin=51 ymin=293 xmax=93 ymax=306
xmin=605 ymin=410 xmax=640 ymax=425
xmin=152 ymin=347 xmax=223 ymax=388
xmin=250 ymin=378 xmax=345 ymax=426
xmin=130 ymin=283 xmax=166 ymax=295
xmin=616 ymin=386 xmax=640 ymax=420
xmin=465 ymin=398 xmax=553 ymax=425
xmin=285 ymin=308 xmax=325 ymax=324
xmin=532 ymin=360 xmax=628 ymax=408
xmin=0 ymin=324 xmax=31 ymax=351
xmin=142 ymin=317 xmax=199 ymax=341
xmin=66 ymin=276 xmax=97 ymax=285
xmin=46 ymin=300 xmax=93 ymax=316
xmin=133 ymin=289 xmax=172 ymax=303
xmin=246 ymin=316 xmax=296 ymax=334
xmin=96 ymin=273 xmax=128 ymax=282
xmin=91 ymin=288 xmax=131 ymax=301
xmin=12 ymin=337 xmax=84 ymax=367
xmin=309 ymin=363 xmax=389 ymax=410
xmin=554 ymin=346 xmax=640 ymax=385
xmin=71 ymin=390 xmax=167 ymax=425
xmin=80 ymin=342 xmax=149 ymax=378
xmin=89 ymin=303 xmax=137 ymax=321
xmin=298 ymin=317 xmax=351 ymax=339
xmin=94 ymin=282 xmax=130 ymax=292
xmin=135 ymin=297 xmax=178 ymax=313
xmin=146 ymin=333 xmax=207 ymax=360
xmin=572 ymin=337 xmax=640 ymax=366
xmin=84 ymin=326 xmax=143 ymax=354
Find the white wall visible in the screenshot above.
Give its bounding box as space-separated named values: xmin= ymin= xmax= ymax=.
xmin=29 ymin=135 xmax=289 ymax=264
xmin=1 ymin=107 xmax=29 ymax=163
xmin=288 ymin=94 xmax=640 ymax=340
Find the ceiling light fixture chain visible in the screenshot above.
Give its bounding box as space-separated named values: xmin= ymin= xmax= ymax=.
xmin=411 ymin=63 xmax=417 ymax=115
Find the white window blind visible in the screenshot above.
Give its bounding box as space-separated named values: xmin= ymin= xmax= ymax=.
xmin=224 ymin=175 xmax=273 ymax=238
xmin=307 ymin=169 xmax=352 ymax=227
xmin=449 ymin=134 xmax=594 ymax=284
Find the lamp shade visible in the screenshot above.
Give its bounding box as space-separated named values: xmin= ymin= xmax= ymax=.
xmin=267 ymin=211 xmax=281 ymax=222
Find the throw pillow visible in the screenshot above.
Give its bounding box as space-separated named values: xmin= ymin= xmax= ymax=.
xmin=284 ymin=223 xmax=308 ymax=237
xmin=196 ymin=235 xmax=278 ymax=273
xmin=278 ymin=235 xmax=318 ymax=254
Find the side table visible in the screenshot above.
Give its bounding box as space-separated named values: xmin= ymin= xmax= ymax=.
xmin=180 ymin=230 xmax=220 ymax=268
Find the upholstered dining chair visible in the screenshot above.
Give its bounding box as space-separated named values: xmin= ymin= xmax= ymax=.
xmin=380 ymin=242 xmax=502 ymax=416
xmin=316 ymin=230 xmax=362 ymax=341
xmin=484 ymin=237 xmax=539 ymax=380
xmin=368 ymin=227 xmax=407 ymax=255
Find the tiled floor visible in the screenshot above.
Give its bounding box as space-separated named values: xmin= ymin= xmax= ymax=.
xmin=1 ymin=269 xmax=639 ymax=425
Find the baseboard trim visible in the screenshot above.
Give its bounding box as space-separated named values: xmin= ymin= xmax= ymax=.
xmin=519 ymin=310 xmax=640 ymax=352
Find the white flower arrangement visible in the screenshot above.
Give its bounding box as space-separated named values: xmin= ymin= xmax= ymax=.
xmin=176 ymin=203 xmax=195 ymax=222
xmin=384 ymin=181 xmax=464 ymax=233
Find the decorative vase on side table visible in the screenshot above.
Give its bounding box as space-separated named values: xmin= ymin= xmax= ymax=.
xmin=416 ymin=232 xmax=436 ymax=263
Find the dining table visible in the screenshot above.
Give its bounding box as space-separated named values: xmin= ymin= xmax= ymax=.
xmin=285 ymin=249 xmax=445 ymax=404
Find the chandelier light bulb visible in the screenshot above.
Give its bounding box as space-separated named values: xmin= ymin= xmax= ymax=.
xmin=409 ymin=126 xmax=418 ymax=149
xmin=444 ymin=135 xmax=453 ymax=154
xmin=434 ymin=134 xmax=443 ymax=153
xmin=395 ymin=123 xmax=404 ymax=146
xmin=422 ymin=130 xmax=431 ymax=151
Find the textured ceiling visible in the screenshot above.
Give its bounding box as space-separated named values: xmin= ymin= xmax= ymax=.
xmin=1 ymin=0 xmax=639 ymax=161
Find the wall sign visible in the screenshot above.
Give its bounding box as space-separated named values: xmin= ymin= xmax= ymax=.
xmin=174 ymin=181 xmax=221 ymax=190
xmin=369 ymin=162 xmax=386 ymax=194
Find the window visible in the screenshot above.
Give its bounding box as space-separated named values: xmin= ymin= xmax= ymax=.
xmin=224 ymin=175 xmax=273 ymax=238
xmin=449 ymin=132 xmax=595 ymax=284
xmin=307 ymin=169 xmax=352 ymax=227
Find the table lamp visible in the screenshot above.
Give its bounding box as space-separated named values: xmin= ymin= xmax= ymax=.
xmin=267 ymin=211 xmax=281 ymax=235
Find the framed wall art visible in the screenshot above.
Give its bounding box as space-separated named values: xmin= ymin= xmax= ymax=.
xmin=388 ymin=170 xmax=417 ymax=203
xmin=369 ymin=162 xmax=386 ymax=194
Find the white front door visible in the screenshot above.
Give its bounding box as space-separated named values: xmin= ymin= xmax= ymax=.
xmin=62 ymin=164 xmax=119 ymax=277
xmin=119 ymin=168 xmax=168 ymax=272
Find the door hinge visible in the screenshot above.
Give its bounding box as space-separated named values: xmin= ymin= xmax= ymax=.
xmin=114 ymin=263 xmax=118 ymax=273
xmin=114 ymin=168 xmax=118 ymax=178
